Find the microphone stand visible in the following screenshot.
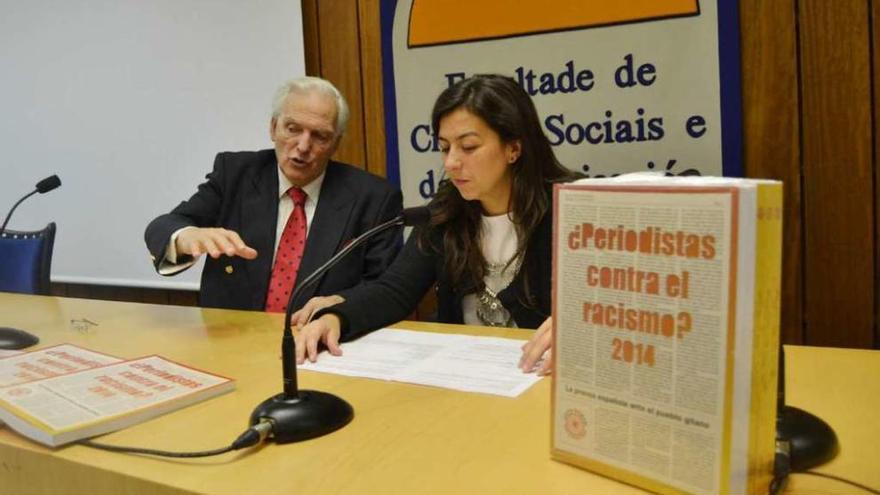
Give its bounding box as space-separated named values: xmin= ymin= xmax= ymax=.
xmin=248 ymin=215 xmax=409 ymax=443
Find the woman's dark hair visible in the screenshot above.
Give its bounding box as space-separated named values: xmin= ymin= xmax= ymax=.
xmin=422 ymin=74 xmax=577 ymax=301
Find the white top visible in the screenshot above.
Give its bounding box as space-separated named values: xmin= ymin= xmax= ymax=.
xmin=462 ymin=213 xmax=519 ymax=327
xmin=157 ymin=167 xmax=325 ymax=275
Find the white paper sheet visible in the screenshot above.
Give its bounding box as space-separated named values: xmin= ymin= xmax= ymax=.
xmin=300 ymin=328 xmax=543 ymax=397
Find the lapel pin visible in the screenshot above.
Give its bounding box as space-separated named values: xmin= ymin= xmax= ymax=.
xmin=225 ymin=265 xmax=234 ymax=274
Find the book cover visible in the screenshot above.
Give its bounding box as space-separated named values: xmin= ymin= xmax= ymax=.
xmin=550 ymin=175 xmax=781 ymax=495
xmin=0 ymin=355 xmax=235 ymax=447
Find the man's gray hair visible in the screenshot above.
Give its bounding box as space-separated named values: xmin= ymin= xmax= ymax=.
xmin=271 ymin=77 xmax=350 ymax=136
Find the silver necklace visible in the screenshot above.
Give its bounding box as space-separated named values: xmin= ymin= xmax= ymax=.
xmin=475 ymin=261 xmax=517 ymax=327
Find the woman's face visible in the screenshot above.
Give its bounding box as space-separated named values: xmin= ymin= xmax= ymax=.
xmin=438 ymin=108 xmax=521 ymax=216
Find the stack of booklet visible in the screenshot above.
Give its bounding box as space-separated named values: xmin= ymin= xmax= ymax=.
xmin=0 ymin=344 xmax=234 ymax=447
xmin=551 ymin=174 xmax=782 ymax=495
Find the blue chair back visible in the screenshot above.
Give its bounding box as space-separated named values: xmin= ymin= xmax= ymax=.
xmin=0 ymin=222 xmax=56 ymax=295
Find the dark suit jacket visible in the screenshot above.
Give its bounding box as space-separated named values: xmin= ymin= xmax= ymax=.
xmin=144 ymin=150 xmax=403 ymax=311
xmin=319 ymin=205 xmax=553 ymax=341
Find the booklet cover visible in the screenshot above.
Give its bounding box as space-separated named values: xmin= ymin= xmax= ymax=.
xmin=0 ymin=353 xmax=234 ymax=447
xmin=551 ymin=175 xmax=781 ymax=495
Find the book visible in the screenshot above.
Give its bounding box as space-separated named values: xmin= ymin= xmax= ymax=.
xmin=551 ymin=174 xmax=781 ymax=495
xmin=0 ymin=353 xmax=234 ymax=447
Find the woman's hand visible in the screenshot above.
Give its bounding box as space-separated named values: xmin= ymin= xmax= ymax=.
xmin=295 ymin=313 xmax=343 ymax=364
xmin=519 ymin=316 xmax=553 ymax=375
xmin=290 ymin=295 xmax=345 ymax=328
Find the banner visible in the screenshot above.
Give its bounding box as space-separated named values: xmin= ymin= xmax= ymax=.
xmin=380 ymin=0 xmax=742 ymax=207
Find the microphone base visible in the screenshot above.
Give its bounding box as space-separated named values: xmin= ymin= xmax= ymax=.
xmin=0 ymin=327 xmax=40 ymax=350
xmin=776 ymin=405 xmax=838 ymax=471
xmin=250 ymin=390 xmax=353 ymax=444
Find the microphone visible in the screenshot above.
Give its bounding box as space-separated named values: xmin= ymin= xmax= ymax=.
xmin=1 ymin=175 xmax=61 ymax=233
xmin=36 ymin=175 xmax=62 ymax=194
xmin=249 ymin=206 xmax=432 ymax=443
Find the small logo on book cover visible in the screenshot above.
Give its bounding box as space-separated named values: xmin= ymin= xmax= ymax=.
xmin=564 ymin=408 xmax=587 ymax=439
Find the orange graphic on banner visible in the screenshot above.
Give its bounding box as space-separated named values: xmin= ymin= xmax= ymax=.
xmin=408 ymin=0 xmax=700 ymax=47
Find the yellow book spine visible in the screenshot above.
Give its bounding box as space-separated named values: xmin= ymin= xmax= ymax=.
xmin=747 ymin=183 xmax=783 ymax=494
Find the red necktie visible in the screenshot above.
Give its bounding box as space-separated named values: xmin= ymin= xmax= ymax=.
xmin=265 ymin=187 xmax=307 ymax=313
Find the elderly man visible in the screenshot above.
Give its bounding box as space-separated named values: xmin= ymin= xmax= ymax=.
xmin=145 ymin=77 xmax=402 ymax=313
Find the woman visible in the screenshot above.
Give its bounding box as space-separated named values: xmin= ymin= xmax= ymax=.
xmin=294 ymin=74 xmax=575 ymax=373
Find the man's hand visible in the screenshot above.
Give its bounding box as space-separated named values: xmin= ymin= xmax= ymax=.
xmin=296 ymin=313 xmax=342 ymax=364
xmin=290 ymin=295 xmax=345 ymax=328
xmin=176 ymin=227 xmax=258 ymax=259
xmin=519 ymin=316 xmax=553 ymax=375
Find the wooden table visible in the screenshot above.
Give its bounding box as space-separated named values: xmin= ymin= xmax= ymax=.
xmin=0 ymin=293 xmax=876 ymax=494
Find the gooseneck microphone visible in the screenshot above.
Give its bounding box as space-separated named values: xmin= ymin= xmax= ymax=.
xmin=0 ymin=175 xmax=61 ymax=233
xmin=249 ymin=206 xmax=432 ymax=443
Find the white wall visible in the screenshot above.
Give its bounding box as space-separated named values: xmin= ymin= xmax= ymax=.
xmin=0 ymin=0 xmax=305 ymax=289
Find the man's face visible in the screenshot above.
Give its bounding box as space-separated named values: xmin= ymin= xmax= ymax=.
xmin=270 ymin=91 xmax=340 ymax=187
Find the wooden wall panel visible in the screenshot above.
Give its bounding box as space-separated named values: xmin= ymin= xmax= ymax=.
xmin=358 ymin=0 xmax=389 ymax=178
xmin=873 ymin=0 xmax=880 ymax=350
xmin=739 ymin=0 xmax=803 ymax=344
xmin=798 ymin=0 xmax=875 ymax=348
xmin=50 ymin=283 xmax=198 ymax=307
xmin=315 ymin=0 xmax=367 ymax=169
xmin=301 ymin=0 xmax=321 ymax=77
